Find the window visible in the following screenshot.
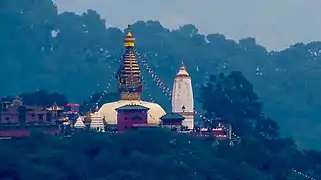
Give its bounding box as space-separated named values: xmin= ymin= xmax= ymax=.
xmin=5 ymin=117 xmax=9 ymax=121
xmin=132 ymin=116 xmax=142 ymax=121
xmin=124 ymin=126 xmax=127 ymax=129
xmin=38 ymin=114 xmax=43 ymax=120
xmin=31 ymin=113 xmax=35 ymax=118
xmin=124 ymin=117 xmax=128 ymax=121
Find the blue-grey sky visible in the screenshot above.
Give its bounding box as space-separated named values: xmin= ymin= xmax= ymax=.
xmin=53 ymin=0 xmax=321 ymax=50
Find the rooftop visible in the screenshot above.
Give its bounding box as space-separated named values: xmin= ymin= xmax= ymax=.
xmin=115 ymin=104 xmax=150 ymax=111
xmin=176 ymin=61 xmax=190 ymax=77
xmin=160 ymin=113 xmax=185 ymax=120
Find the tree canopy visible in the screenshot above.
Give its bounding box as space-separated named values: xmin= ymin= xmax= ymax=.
xmin=0 ymin=128 xmax=318 ymax=180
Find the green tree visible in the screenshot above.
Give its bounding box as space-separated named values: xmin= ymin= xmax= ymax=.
xmin=199 ymin=71 xmax=262 ymax=136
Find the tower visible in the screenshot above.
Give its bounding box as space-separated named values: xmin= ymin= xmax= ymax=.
xmin=90 ymin=105 xmax=105 ymax=132
xmin=172 ymin=62 xmax=194 ymax=130
xmin=98 ymin=26 xmax=166 ymax=125
xmin=116 ymin=25 xmax=142 ymax=101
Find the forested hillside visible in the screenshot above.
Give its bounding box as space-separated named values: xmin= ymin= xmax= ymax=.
xmin=1 ymin=0 xmax=321 ymax=148
xmin=2 ymin=70 xmax=321 ymax=180
xmin=0 ymin=128 xmax=320 ymax=180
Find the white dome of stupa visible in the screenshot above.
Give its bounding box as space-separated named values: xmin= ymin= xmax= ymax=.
xmin=99 ymin=100 xmax=166 ymax=125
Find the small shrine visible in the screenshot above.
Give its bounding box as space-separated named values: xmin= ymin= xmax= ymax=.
xmin=74 ymin=116 xmax=85 ymax=129
xmin=90 ymin=106 xmax=105 ymax=132
xmin=46 ymin=102 xmax=63 ymax=120
xmin=160 ymin=113 xmax=185 ymax=131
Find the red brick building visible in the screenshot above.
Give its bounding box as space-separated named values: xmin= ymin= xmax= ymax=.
xmin=115 ymin=104 xmax=149 ymax=131
xmin=0 ymin=98 xmax=60 ymax=138
xmin=0 ymin=104 xmax=48 ymax=123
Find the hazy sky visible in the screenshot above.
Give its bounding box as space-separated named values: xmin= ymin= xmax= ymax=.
xmin=53 ymin=0 xmax=321 ymax=50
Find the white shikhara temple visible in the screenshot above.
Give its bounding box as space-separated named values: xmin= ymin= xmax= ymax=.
xmin=171 ymin=62 xmax=194 ymax=130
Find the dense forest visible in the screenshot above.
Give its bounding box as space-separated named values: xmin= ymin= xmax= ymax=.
xmin=0 ymin=128 xmax=319 ymax=180
xmin=2 ymin=0 xmax=321 ymax=149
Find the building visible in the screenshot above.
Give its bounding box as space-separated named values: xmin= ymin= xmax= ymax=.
xmin=90 ymin=106 xmax=105 ymax=132
xmin=74 ymin=116 xmax=86 ymax=129
xmin=0 ymin=98 xmax=48 ymax=123
xmin=160 ymin=112 xmax=184 ymax=131
xmin=172 ymin=62 xmax=194 ymax=130
xmin=46 ymin=102 xmax=63 ymax=121
xmin=0 ymin=98 xmax=60 ymax=138
xmin=99 ymin=25 xmax=166 ymax=125
xmin=0 ymin=124 xmax=60 ymax=137
xmin=115 ymin=104 xmax=150 ymax=131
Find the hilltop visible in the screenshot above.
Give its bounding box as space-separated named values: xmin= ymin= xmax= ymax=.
xmin=1 ymin=0 xmax=321 ymax=148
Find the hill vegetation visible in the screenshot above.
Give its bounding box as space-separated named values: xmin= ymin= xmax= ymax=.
xmin=1 ymin=63 xmax=321 ymax=180
xmin=0 ymin=127 xmax=319 ymax=180
xmin=1 ymin=0 xmax=321 ymax=150
xmin=0 ymin=130 xmax=290 ymax=180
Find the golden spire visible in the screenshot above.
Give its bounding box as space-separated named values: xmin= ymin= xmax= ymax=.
xmin=124 ymin=25 xmax=135 ymax=48
xmin=117 ymin=25 xmax=142 ymax=100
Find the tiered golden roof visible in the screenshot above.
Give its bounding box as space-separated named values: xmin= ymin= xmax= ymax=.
xmin=124 ymin=26 xmax=135 ymax=47
xmin=117 ymin=25 xmax=143 ymax=100
xmin=98 ymin=25 xmax=166 ymax=125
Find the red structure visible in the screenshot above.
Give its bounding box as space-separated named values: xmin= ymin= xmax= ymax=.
xmin=0 ymin=98 xmax=60 ymax=138
xmin=0 ymin=100 xmax=48 ymax=123
xmin=160 ymin=113 xmax=184 ymax=131
xmin=115 ymin=104 xmax=149 ymax=131
xmin=190 ymin=126 xmax=230 ymax=139
xmin=66 ymin=103 xmax=79 ymax=113
xmin=0 ymin=124 xmax=60 ymax=137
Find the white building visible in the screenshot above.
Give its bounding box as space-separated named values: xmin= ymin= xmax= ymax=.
xmin=171 ymin=62 xmax=194 ymax=130
xmin=74 ymin=116 xmax=85 ymax=129
xmin=90 ymin=106 xmax=105 ymax=132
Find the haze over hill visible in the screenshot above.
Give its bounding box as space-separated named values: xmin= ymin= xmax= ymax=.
xmin=53 ymin=0 xmax=321 ymax=50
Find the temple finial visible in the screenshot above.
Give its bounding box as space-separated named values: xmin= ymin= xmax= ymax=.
xmin=124 ymin=24 xmax=135 ymax=48
xmin=180 ymin=60 xmax=185 ymax=70
xmin=95 ymin=103 xmax=99 ymax=112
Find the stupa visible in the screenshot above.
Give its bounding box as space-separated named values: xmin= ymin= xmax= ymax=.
xmin=99 ymin=25 xmax=166 ymax=125
xmin=90 ymin=105 xmax=105 ymax=132
xmin=74 ymin=116 xmax=85 ymax=129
